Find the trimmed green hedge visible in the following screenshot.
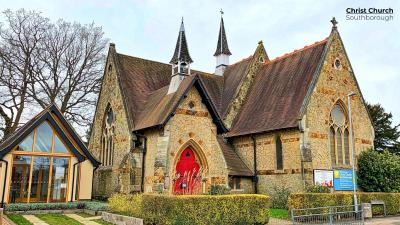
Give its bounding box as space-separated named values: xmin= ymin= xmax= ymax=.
xmin=5 ymin=201 xmax=108 ymax=212
xmin=109 ymin=194 xmax=270 ymax=225
xmin=288 ymin=193 xmax=400 ymax=215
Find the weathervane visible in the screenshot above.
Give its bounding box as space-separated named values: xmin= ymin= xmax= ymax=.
xmin=330 ymin=17 xmax=338 ymax=28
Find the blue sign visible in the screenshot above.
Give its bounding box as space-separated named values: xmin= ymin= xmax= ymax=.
xmin=333 ymin=169 xmax=356 ymax=191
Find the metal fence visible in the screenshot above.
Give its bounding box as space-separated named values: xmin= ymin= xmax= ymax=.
xmin=291 ymin=205 xmax=364 ymax=225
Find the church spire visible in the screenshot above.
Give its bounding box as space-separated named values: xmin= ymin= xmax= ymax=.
xmin=170 ymin=18 xmax=193 ymax=64
xmin=214 ymin=10 xmax=231 ymax=76
xmin=168 ymin=18 xmax=193 ymax=94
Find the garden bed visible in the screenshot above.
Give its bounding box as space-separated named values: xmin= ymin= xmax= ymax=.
xmin=5 ymin=201 xmax=108 ymax=215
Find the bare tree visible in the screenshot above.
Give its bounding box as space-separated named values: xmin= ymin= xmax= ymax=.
xmin=0 ymin=9 xmax=48 ymax=139
xmin=29 ymin=20 xmax=107 ymax=128
xmin=0 ymin=9 xmax=107 ymax=140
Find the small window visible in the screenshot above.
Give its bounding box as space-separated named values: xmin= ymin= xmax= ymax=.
xmin=16 ymin=133 xmax=34 ymax=151
xmin=229 ymin=177 xmax=241 ymax=190
xmin=188 ymin=101 xmax=195 ymax=109
xmin=334 ymin=58 xmax=342 ymax=70
xmin=276 ymin=137 xmax=283 ymax=170
xmin=53 ymin=134 xmax=68 ymax=153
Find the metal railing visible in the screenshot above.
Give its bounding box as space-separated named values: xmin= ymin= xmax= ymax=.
xmin=291 ymin=205 xmax=364 ymax=225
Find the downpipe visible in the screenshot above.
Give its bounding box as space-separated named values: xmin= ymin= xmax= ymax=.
xmin=251 ymin=135 xmax=258 ymax=194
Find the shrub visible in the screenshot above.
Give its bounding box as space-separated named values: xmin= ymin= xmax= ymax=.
xmin=5 ymin=201 xmax=107 ymax=212
xmin=288 ymin=193 xmax=400 ymax=215
xmin=108 ymin=193 xmax=142 ymax=218
xmin=271 ymin=185 xmax=291 ymax=209
xmin=109 ymin=194 xmax=269 ymax=225
xmin=358 ymin=149 xmax=400 ymax=192
xmin=305 ymin=185 xmax=331 ymax=193
xmin=209 ymin=185 xmax=230 ymax=195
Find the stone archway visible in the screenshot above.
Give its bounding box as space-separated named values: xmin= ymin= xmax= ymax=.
xmin=172 ymin=140 xmax=208 ymax=195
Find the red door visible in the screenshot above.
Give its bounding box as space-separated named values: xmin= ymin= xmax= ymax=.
xmin=173 ymin=147 xmax=201 ymax=194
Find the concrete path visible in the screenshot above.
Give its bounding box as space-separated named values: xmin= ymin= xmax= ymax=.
xmin=64 ymin=214 xmax=102 ymax=225
xmin=366 ymin=216 xmax=400 ymax=225
xmin=268 ymin=218 xmax=292 ymax=224
xmin=22 ymin=215 xmax=48 ymax=225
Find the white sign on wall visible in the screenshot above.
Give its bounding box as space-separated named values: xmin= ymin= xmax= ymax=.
xmin=313 ymin=169 xmax=334 ymax=187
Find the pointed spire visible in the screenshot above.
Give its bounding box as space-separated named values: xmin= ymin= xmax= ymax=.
xmin=214 ymin=10 xmax=231 ymax=56
xmin=170 ymin=18 xmax=193 ymax=64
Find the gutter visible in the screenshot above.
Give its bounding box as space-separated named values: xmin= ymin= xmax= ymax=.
xmin=70 ymin=160 xmax=84 ymax=202
xmin=251 ymin=135 xmax=258 ymax=194
xmin=0 ymin=159 xmax=8 ymax=207
xmin=134 ymin=133 xmax=147 ymax=193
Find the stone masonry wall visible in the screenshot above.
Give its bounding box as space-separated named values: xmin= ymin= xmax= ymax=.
xmin=143 ymin=87 xmax=229 ymax=193
xmin=305 ymin=31 xmax=374 ymax=171
xmin=88 ymin=50 xmax=133 ymax=197
xmin=232 ymin=129 xmax=304 ymax=194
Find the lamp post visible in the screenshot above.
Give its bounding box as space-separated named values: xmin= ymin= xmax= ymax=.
xmin=347 ymin=92 xmax=357 ymax=211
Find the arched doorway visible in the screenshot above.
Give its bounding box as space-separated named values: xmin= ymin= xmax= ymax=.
xmin=173 ymin=147 xmax=202 ymax=195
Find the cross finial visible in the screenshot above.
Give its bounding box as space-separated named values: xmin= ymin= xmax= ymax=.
xmin=220 ymin=8 xmax=224 ymax=16
xmin=330 ymin=17 xmax=338 ymax=28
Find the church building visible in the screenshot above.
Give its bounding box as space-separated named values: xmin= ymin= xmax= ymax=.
xmin=88 ymin=16 xmax=374 ymax=197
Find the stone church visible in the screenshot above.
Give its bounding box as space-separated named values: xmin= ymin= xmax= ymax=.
xmin=88 ymin=16 xmax=374 ymax=197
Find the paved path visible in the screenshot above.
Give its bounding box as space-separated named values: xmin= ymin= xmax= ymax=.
xmin=22 ymin=215 xmax=48 ymax=225
xmin=268 ymin=218 xmax=292 ymax=224
xmin=64 ymin=214 xmax=102 ymax=225
xmin=366 ymin=216 xmax=400 ymax=225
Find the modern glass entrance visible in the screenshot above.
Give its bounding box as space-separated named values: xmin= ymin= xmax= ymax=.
xmin=8 ymin=122 xmax=72 ymax=203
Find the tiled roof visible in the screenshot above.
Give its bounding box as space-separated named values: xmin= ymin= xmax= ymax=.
xmin=217 ymin=136 xmax=253 ymax=176
xmin=227 ymin=39 xmax=328 ymax=137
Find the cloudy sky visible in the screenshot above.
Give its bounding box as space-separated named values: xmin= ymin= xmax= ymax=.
xmin=2 ymin=0 xmax=400 ymax=125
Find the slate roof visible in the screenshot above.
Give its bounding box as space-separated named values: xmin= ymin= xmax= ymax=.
xmin=214 ymin=17 xmax=232 ymax=56
xmin=170 ymin=21 xmax=193 ymax=64
xmin=217 ymin=136 xmax=253 ymax=176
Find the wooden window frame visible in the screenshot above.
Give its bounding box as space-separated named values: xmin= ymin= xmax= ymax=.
xmin=8 ymin=121 xmax=74 ymax=203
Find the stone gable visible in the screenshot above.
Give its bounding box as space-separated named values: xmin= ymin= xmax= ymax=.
xmin=304 ymin=30 xmax=374 ymax=170
xmin=89 ymin=49 xmax=133 ymax=196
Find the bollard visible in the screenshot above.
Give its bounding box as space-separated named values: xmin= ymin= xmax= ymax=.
xmin=362 ymin=203 xmax=372 ymax=219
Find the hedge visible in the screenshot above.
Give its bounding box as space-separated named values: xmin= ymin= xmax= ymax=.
xmin=109 ymin=193 xmax=270 ymax=225
xmin=5 ymin=201 xmax=108 ymax=212
xmin=288 ymin=193 xmax=400 ymax=215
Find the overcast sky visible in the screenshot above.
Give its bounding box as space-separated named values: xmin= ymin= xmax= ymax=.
xmin=2 ymin=0 xmax=400 ymax=125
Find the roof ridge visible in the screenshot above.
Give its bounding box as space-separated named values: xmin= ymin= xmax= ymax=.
xmin=265 ymin=38 xmax=329 ymax=65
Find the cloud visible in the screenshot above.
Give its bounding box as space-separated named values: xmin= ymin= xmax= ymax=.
xmin=1 ymin=0 xmax=399 ymax=125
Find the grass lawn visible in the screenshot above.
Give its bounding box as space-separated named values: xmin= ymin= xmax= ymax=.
xmin=93 ymin=219 xmax=113 ymax=225
xmin=36 ymin=214 xmax=83 ymax=225
xmin=6 ymin=214 xmax=33 ymax=225
xmin=76 ymin=212 xmax=96 ymax=218
xmin=269 ymin=208 xmax=290 ymax=220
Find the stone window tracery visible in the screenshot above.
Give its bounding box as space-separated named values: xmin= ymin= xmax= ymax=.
xmin=329 ymin=103 xmax=350 ymax=166
xmin=101 ymin=105 xmax=115 ymax=166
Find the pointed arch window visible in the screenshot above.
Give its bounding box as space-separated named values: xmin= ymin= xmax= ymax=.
xmin=101 ymin=105 xmax=115 ymax=166
xmin=276 ymin=136 xmax=283 ymax=170
xmin=329 ymin=103 xmax=351 ymax=166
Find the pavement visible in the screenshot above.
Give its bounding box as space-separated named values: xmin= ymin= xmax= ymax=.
xmin=365 ymin=216 xmax=400 ymax=225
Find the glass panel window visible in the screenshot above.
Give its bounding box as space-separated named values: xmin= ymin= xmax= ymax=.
xmin=16 ymin=133 xmax=34 ymax=152
xmin=53 ymin=135 xmax=68 ymax=153
xmin=330 ymin=127 xmax=336 ymax=165
xmin=276 ymin=137 xmax=283 ymax=170
xmin=331 ymin=105 xmax=345 ymax=126
xmin=344 ymin=129 xmax=350 ymax=165
xmin=30 ymin=156 xmax=51 ymax=202
xmin=51 ymin=157 xmax=69 ymax=202
xmin=9 ymin=155 xmax=32 ymax=203
xmin=336 ymin=130 xmax=343 ymax=164
xmin=34 ymin=122 xmax=53 ymax=152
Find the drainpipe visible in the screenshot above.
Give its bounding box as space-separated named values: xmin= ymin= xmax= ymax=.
xmin=134 ymin=133 xmax=147 ymax=193
xmin=251 ymin=135 xmax=258 ymax=194
xmin=70 ymin=160 xmax=84 ymax=202
xmin=0 ymin=159 xmax=8 ymax=208
xmin=91 ymin=165 xmax=100 ymax=200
